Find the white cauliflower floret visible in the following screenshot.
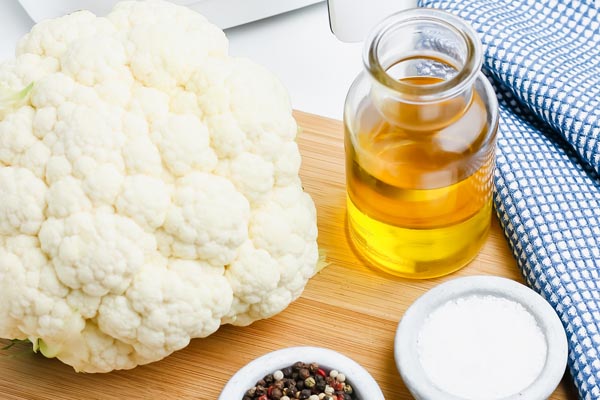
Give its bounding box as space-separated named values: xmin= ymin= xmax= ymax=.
xmin=46 ymin=176 xmax=92 ymax=217
xmin=17 ymin=11 xmax=116 ymax=60
xmin=129 ymin=86 xmax=169 ymax=124
xmin=61 ymin=34 xmax=129 ymax=86
xmin=151 ymin=114 xmax=217 ymax=176
xmin=98 ymin=258 xmax=232 ymax=362
xmin=0 ymin=107 xmax=36 ymax=164
xmin=250 ymin=187 xmax=318 ymax=259
xmin=0 ymin=167 xmax=47 ymax=235
xmin=0 ymin=0 xmax=319 ymax=373
xmin=109 ymin=0 xmax=227 ymax=91
xmin=227 ymin=59 xmax=298 ymax=153
xmin=216 ymin=152 xmax=275 ymax=204
xmin=225 ymin=241 xmax=285 ymax=325
xmin=190 ymin=57 xmax=298 ymax=161
xmin=206 ymin=114 xmax=246 ymax=158
xmin=0 ymin=250 xmax=24 ymax=338
xmin=39 ymin=212 xmax=157 ymax=297
xmin=45 ymin=155 xmax=71 ymax=184
xmin=18 ymin=141 xmax=52 ymax=179
xmin=164 ymin=172 xmax=249 ymax=264
xmin=0 ymin=235 xmax=82 ymax=343
xmin=122 ymin=135 xmax=163 ymax=176
xmin=226 ymin=188 xmax=319 ymax=325
xmin=0 ymin=106 xmax=52 ymax=178
xmin=227 ymin=241 xmax=280 ymax=305
xmin=116 ymin=175 xmax=171 ymax=231
xmin=0 ymin=54 xmax=58 ymax=91
xmin=66 ymin=290 xmax=102 ymax=319
xmin=47 ymin=103 xmax=126 ymax=178
xmin=55 ymin=322 xmax=138 ymax=373
xmin=30 ymin=73 xmax=76 ymax=109
xmin=275 ymin=141 xmax=303 ymax=186
xmin=169 ymin=87 xmax=201 ymax=115
xmin=83 ymin=163 xmax=125 ymax=206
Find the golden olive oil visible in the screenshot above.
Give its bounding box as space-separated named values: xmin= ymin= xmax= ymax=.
xmin=345 ymin=76 xmax=495 ymax=278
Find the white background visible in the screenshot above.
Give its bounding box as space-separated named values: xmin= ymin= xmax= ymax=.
xmin=0 ymin=1 xmax=365 ymax=120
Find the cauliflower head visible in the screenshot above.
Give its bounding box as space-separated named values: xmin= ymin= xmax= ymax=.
xmin=0 ymin=0 xmax=318 ymax=372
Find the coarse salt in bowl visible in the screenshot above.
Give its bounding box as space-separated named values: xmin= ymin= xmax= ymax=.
xmin=395 ymin=275 xmax=568 ymax=400
xmin=219 ymin=346 xmax=384 ymax=400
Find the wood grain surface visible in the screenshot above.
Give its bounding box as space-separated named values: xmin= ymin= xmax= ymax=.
xmin=0 ymin=111 xmax=578 ymax=400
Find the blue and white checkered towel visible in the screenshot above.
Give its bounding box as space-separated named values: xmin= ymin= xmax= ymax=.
xmin=418 ymin=0 xmax=600 ymax=398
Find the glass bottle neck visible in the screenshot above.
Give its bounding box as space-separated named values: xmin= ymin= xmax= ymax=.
xmin=370 ymin=81 xmax=473 ymax=131
xmin=363 ymin=8 xmax=482 ymax=105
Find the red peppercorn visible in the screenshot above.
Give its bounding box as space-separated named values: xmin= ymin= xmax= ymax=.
xmin=317 ymin=368 xmax=326 ymax=377
xmin=258 ymin=395 xmax=267 ymax=400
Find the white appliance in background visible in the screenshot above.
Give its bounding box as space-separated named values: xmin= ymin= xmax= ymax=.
xmin=18 ymin=0 xmax=323 ymax=28
xmin=327 ymin=0 xmax=418 ymax=42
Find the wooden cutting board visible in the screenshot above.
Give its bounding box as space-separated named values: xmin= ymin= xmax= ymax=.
xmin=0 ymin=111 xmax=578 ymax=400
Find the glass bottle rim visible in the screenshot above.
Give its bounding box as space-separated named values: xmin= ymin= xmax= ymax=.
xmin=363 ymin=8 xmax=483 ymax=101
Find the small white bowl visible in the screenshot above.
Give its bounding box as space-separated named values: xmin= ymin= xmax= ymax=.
xmin=395 ymin=276 xmax=568 ymax=400
xmin=219 ymin=346 xmax=384 ymax=399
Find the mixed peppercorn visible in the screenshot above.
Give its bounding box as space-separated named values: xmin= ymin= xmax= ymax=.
xmin=242 ymin=361 xmax=358 ymax=400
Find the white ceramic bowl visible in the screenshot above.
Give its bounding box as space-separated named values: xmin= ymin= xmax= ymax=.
xmin=219 ymin=346 xmax=384 ymax=399
xmin=395 ymin=276 xmax=568 ymax=400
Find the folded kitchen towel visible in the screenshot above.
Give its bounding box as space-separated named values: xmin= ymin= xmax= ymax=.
xmin=418 ymin=0 xmax=600 ymax=398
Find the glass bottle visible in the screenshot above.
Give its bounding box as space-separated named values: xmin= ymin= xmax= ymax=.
xmin=344 ymin=8 xmax=499 ymax=279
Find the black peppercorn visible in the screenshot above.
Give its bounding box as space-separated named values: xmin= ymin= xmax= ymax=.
xmin=271 ymin=388 xmax=283 ymax=400
xmin=264 ymin=374 xmax=274 ymax=385
xmin=292 ymin=361 xmax=304 ymax=371
xmin=315 ymin=381 xmax=326 ymax=392
xmin=298 ymin=368 xmax=310 ymax=380
xmin=255 ymin=385 xmax=266 ymax=396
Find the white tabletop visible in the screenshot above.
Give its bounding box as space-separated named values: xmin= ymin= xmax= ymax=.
xmin=0 ymin=2 xmax=363 ymax=120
